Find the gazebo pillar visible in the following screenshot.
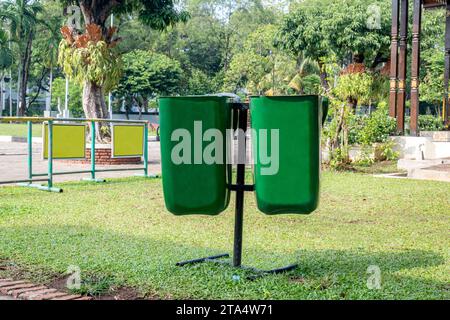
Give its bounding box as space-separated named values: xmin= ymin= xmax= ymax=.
xmin=389 ymin=0 xmax=400 ymax=118
xmin=444 ymin=1 xmax=450 ymax=126
xmin=410 ymin=0 xmax=422 ymax=136
xmin=396 ymin=0 xmax=409 ymax=134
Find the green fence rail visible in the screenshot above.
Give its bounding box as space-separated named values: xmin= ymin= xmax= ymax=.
xmin=0 ymin=117 xmax=158 ymax=192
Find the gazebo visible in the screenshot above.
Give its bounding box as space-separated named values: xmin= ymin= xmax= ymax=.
xmin=389 ymin=0 xmax=450 ymax=136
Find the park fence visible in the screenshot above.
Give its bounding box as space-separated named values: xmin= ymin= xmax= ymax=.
xmin=0 ymin=117 xmax=156 ymax=192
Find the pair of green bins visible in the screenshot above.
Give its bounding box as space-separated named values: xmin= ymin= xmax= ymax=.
xmin=250 ymin=95 xmax=328 ymax=214
xmin=159 ymin=95 xmax=328 ymax=216
xmin=159 ymin=96 xmax=232 ymax=215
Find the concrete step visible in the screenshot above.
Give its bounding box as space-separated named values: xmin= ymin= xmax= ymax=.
xmin=408 ymin=165 xmax=450 ymax=182
xmin=397 ymin=158 xmax=450 ymax=182
xmin=398 ymin=158 xmax=450 ymax=171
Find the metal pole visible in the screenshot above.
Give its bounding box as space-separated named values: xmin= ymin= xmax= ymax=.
xmin=233 ymin=106 xmax=248 ymax=267
xmin=48 ymin=120 xmax=53 ymax=188
xmin=0 ymin=76 xmax=3 ymax=115
xmin=144 ymin=122 xmax=148 ymax=177
xmin=27 ymin=121 xmax=32 ymax=181
xmin=108 ymin=14 xmax=114 ymax=119
xmin=91 ymin=121 xmax=96 ymax=180
xmin=46 ymin=67 xmax=53 ymax=113
xmin=9 ymin=68 xmax=12 ymax=117
xmin=16 ymin=67 xmax=20 ymax=116
xmin=64 ymin=77 xmax=69 ymax=117
xmin=8 ymin=30 xmax=12 ymax=117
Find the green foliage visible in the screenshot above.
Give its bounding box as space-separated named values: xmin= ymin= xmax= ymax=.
xmin=223 ymin=24 xmax=298 ymax=94
xmin=376 ymin=140 xmax=399 ymax=162
xmin=354 ymin=145 xmax=375 ymax=167
xmin=333 ymin=72 xmax=374 ymax=105
xmin=329 ymin=146 xmax=351 ymax=170
xmin=58 ymin=40 xmax=122 ymax=92
xmin=276 ymin=0 xmax=330 ymax=61
xmin=116 ymin=50 xmax=182 ymax=105
xmin=417 ymin=115 xmax=445 ymax=131
xmin=223 ymin=51 xmax=271 ymax=93
xmin=51 ymin=77 xmax=84 ymax=118
xmin=419 ymin=9 xmax=445 ymax=108
xmin=277 ymin=0 xmax=391 ymax=66
xmin=185 ymin=68 xmax=219 ymax=95
xmin=358 ymin=104 xmax=396 ymax=145
xmin=420 ymin=50 xmax=444 ymax=106
xmin=0 ymin=29 xmax=13 ymax=72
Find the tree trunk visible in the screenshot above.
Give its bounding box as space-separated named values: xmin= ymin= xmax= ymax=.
xmin=78 ymin=1 xmax=114 ymax=141
xmin=83 ymin=81 xmax=110 ymax=142
xmin=18 ymin=31 xmax=33 ymax=116
xmin=318 ymin=61 xmax=329 ymax=92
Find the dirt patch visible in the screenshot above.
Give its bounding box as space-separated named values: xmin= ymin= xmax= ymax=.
xmin=94 ymin=286 xmax=150 ymax=300
xmin=48 ymin=274 xmax=149 ymax=300
xmin=289 ymin=276 xmax=306 ymax=285
xmin=0 ymin=259 xmax=155 ymax=300
xmin=347 ymin=219 xmax=367 ymax=224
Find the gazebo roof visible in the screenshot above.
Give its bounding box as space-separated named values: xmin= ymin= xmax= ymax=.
xmin=423 ymin=0 xmax=446 ymax=9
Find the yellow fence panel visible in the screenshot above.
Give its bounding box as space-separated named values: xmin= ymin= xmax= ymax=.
xmin=112 ymin=124 xmax=145 ymax=158
xmin=43 ymin=123 xmax=87 ymax=159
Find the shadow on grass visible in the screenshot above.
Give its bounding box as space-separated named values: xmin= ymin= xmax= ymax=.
xmin=0 ymin=224 xmax=447 ymax=299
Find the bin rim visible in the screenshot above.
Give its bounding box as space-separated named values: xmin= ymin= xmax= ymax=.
xmin=158 ymin=95 xmax=231 ymax=100
xmin=249 ymin=94 xmax=320 ymax=98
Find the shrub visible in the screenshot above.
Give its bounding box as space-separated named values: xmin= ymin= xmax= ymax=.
xmin=329 ymin=147 xmax=351 ymax=170
xmin=358 ymin=105 xmax=396 ymax=145
xmin=375 ymin=140 xmax=399 ymax=161
xmin=418 ymin=115 xmax=444 ymax=131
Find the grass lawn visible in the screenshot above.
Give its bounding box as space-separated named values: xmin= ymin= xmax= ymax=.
xmin=0 ymin=172 xmax=448 ymax=299
xmin=0 ymin=123 xmax=42 ymax=137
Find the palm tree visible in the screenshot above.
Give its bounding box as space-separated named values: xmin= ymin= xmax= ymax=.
xmin=0 ymin=28 xmax=13 ymax=115
xmin=0 ymin=0 xmax=44 ymax=116
xmin=287 ymin=53 xmax=320 ymax=94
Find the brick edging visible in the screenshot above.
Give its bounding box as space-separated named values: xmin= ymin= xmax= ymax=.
xmin=0 ymin=278 xmax=91 ymax=300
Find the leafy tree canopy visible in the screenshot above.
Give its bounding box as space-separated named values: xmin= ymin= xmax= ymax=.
xmin=116 ymin=49 xmax=182 ymax=103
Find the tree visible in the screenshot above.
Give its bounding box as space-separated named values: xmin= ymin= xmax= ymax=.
xmin=276 ymin=0 xmax=331 ymax=89
xmin=57 ymin=0 xmax=188 ymax=140
xmin=51 ymin=77 xmax=83 ymax=117
xmin=185 ymin=68 xmax=220 ymax=95
xmin=276 ymin=0 xmax=391 ymax=90
xmin=0 ymin=28 xmax=13 ymax=115
xmin=115 ymin=50 xmax=182 ymax=117
xmin=223 ymin=24 xmax=297 ymax=95
xmin=0 ymin=29 xmax=13 ymax=74
xmin=0 ymin=0 xmax=44 ymax=116
xmin=28 ymin=11 xmax=63 ymax=111
xmin=419 ymin=9 xmax=445 ymax=114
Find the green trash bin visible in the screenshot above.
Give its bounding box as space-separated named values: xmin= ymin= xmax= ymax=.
xmin=159 ymin=96 xmax=232 ymax=215
xmin=250 ymin=95 xmax=328 ymax=215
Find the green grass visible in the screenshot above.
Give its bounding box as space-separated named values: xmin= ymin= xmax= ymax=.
xmin=0 ymin=123 xmax=42 ymax=137
xmin=0 ymin=172 xmax=449 ymax=299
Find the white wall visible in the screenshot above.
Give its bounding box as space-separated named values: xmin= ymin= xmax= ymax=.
xmin=391 ymin=136 xmax=450 ymax=160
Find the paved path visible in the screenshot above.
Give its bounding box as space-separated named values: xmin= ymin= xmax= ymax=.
xmin=0 ymin=141 xmax=161 ymax=185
